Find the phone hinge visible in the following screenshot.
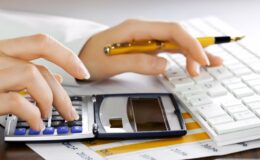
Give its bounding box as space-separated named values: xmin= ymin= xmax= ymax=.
xmin=92 ymin=96 xmax=96 ymax=103
xmin=93 ymin=123 xmax=98 ymax=134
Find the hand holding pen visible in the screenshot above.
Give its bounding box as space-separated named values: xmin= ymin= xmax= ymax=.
xmin=79 ymin=19 xmax=226 ymax=80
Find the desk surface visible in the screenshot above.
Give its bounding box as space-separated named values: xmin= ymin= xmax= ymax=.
xmin=1 ymin=0 xmax=260 ymax=159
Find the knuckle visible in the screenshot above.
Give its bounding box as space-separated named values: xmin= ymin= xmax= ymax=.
xmin=32 ymin=33 xmax=54 ymax=53
xmin=23 ymin=64 xmax=40 ymax=80
xmin=169 ymin=21 xmax=183 ymax=29
xmin=121 ymin=19 xmax=140 ymax=27
xmin=7 ymin=93 xmax=24 ymax=112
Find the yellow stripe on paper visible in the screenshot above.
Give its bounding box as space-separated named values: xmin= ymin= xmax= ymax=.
xmin=182 ymin=112 xmax=192 ymax=119
xmin=186 ymin=122 xmax=201 ymax=130
xmin=82 ymin=139 xmax=121 ymax=147
xmin=96 ymin=132 xmax=210 ymax=157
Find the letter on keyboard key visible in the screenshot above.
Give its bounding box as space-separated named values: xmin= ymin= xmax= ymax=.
xmin=188 ymin=95 xmax=213 ymax=106
xmin=207 ymin=115 xmax=233 ymax=126
xmin=198 ymin=105 xmax=226 ymax=119
xmin=214 ymin=118 xmax=260 ymax=134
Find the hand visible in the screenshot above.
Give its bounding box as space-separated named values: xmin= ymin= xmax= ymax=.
xmin=0 ymin=34 xmax=90 ymax=130
xmin=79 ymin=19 xmax=223 ymax=80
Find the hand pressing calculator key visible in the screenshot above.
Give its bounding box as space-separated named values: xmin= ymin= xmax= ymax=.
xmin=4 ymin=93 xmax=186 ymax=142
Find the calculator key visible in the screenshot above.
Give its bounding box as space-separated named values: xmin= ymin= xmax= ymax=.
xmin=70 ymin=96 xmax=82 ymax=101
xmin=68 ymin=121 xmax=82 ymax=127
xmin=16 ymin=122 xmax=29 ymax=128
xmin=72 ymin=101 xmax=82 ymax=106
xmin=71 ymin=126 xmax=82 ymax=133
xmin=57 ymin=126 xmax=69 ymax=134
xmin=29 ymin=128 xmax=40 ymax=135
xmin=43 ymin=127 xmax=55 ymax=135
xmin=52 ymin=115 xmax=64 ymax=121
xmin=14 ymin=128 xmax=26 ymax=135
xmin=51 ymin=121 xmax=64 ymax=127
xmin=52 ymin=111 xmax=60 ymax=116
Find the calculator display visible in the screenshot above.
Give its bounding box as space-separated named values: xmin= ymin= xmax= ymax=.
xmin=127 ymin=97 xmax=169 ymax=132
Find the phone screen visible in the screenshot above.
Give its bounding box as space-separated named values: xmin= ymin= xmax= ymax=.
xmin=127 ymin=97 xmax=168 ymax=131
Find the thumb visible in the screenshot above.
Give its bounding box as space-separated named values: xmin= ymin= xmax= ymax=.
xmin=117 ymin=54 xmax=168 ymax=75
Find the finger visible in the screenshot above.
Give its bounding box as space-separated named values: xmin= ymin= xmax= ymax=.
xmin=206 ymin=52 xmax=223 ymax=67
xmin=186 ymin=52 xmax=223 ymax=76
xmin=0 ymin=34 xmax=90 ymax=80
xmin=36 ymin=65 xmax=78 ymax=121
xmin=107 ymin=19 xmax=209 ymax=66
xmin=0 ymin=92 xmax=44 ymax=131
xmin=0 ymin=64 xmax=53 ymax=118
xmin=111 ymin=53 xmax=167 ymax=75
xmin=186 ymin=55 xmax=200 ymax=77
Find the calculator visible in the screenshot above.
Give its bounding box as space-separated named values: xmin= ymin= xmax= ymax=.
xmin=4 ymin=93 xmax=186 ymax=142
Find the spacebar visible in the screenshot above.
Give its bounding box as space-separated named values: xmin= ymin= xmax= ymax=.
xmin=214 ymin=118 xmax=260 ymax=134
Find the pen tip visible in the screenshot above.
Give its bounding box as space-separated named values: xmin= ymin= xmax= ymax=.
xmin=232 ymin=36 xmax=245 ymax=41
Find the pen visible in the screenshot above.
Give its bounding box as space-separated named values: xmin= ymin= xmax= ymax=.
xmin=104 ymin=36 xmax=245 ymax=56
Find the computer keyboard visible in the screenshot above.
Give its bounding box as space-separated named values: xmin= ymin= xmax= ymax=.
xmin=159 ymin=17 xmax=260 ymax=146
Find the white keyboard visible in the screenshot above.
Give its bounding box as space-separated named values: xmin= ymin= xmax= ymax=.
xmin=159 ymin=17 xmax=260 ymax=146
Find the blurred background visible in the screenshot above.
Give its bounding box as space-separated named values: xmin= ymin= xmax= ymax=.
xmin=0 ymin=0 xmax=259 ymax=36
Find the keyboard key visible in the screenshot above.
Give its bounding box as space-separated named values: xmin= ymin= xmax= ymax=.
xmin=246 ymin=101 xmax=260 ymax=110
xmin=232 ymin=87 xmax=254 ymax=98
xmin=188 ymin=95 xmax=213 ymax=106
xmin=29 ymin=128 xmax=40 ymax=135
xmin=198 ymin=105 xmax=226 ymax=119
xmin=214 ymin=118 xmax=260 ymax=134
xmin=207 ymin=115 xmax=234 ymax=126
xmin=225 ymin=82 xmax=247 ymax=90
xmin=223 ymin=104 xmax=248 ymax=114
xmin=248 ymin=63 xmax=260 ymax=73
xmin=14 ymin=128 xmax=26 ymax=135
xmin=43 ymin=127 xmax=55 ymax=135
xmin=232 ymin=111 xmax=256 ymax=120
xmin=207 ymin=67 xmax=233 ymax=80
xmin=170 ymin=77 xmax=194 ymax=88
xmin=221 ymin=98 xmax=241 ymax=108
xmin=193 ymin=72 xmax=214 ymax=83
xmin=242 ymin=95 xmax=260 ymax=104
xmin=57 ymin=126 xmax=69 ymax=134
xmin=71 ymin=126 xmax=82 ymax=133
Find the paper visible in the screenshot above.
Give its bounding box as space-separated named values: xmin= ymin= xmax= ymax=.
xmin=27 ymin=73 xmax=260 ymax=160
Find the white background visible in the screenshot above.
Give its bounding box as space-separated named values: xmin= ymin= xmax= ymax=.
xmin=0 ymin=0 xmax=260 ymax=37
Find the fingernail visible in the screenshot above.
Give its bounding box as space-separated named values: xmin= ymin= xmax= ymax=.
xmin=195 ymin=64 xmax=201 ymax=75
xmin=71 ymin=107 xmax=79 ymax=120
xmin=74 ymin=56 xmax=91 ymax=80
xmin=165 ymin=60 xmax=171 ymax=72
xmin=39 ymin=121 xmax=45 ymax=131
